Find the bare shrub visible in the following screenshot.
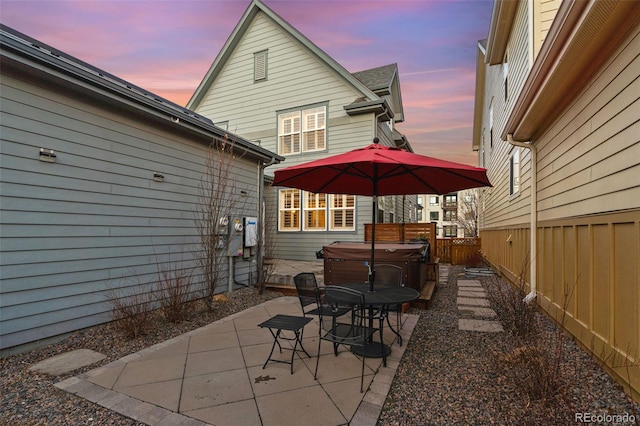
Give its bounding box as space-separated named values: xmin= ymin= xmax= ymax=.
xmin=155 ymin=255 xmax=194 ymax=323
xmin=486 ymin=273 xmax=537 ymax=341
xmin=485 ymin=264 xmax=571 ymax=409
xmin=194 ymin=137 xmax=248 ymax=308
xmin=104 ymin=277 xmax=155 ymax=338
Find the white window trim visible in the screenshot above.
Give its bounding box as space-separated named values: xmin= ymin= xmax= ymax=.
xmin=278 ymin=189 xmax=300 ymax=231
xmin=254 ymin=50 xmax=267 ymax=82
xmin=278 ymin=105 xmax=326 ymax=156
xmin=278 ymin=190 xmax=355 ymax=232
xmin=329 ymin=194 xmax=356 ymax=231
xmin=303 ymin=191 xmax=327 ymax=231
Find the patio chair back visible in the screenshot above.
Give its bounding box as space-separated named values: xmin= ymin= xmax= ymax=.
xmin=375 ymin=264 xmax=404 ymax=342
xmin=375 ymin=264 xmax=403 ymax=287
xmin=315 ymin=285 xmax=380 ymax=392
xmin=293 ymin=273 xmax=320 ymax=316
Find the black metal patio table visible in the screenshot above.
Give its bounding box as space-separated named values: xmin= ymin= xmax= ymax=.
xmin=258 ymin=314 xmax=312 ymax=374
xmin=325 ymin=284 xmax=419 ymax=360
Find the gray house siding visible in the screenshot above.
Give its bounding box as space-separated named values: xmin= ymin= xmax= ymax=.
xmin=189 ymin=2 xmax=413 ymax=261
xmin=0 ymin=27 xmax=280 ymax=353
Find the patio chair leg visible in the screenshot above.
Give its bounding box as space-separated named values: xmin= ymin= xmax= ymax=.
xmin=314 ymin=335 xmax=321 ymax=381
xmin=385 ymin=314 xmax=403 ymax=346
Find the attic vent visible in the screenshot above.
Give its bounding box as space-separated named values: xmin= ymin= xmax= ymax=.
xmin=254 ymin=50 xmax=267 ymax=82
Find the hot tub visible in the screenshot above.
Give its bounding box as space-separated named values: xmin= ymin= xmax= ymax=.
xmin=322 ymin=242 xmax=429 ymax=291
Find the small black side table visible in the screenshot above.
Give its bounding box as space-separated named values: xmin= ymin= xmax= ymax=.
xmin=258 ymin=314 xmax=312 ymax=374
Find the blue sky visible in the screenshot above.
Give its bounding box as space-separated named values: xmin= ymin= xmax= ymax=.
xmin=1 ymin=0 xmax=493 ymax=164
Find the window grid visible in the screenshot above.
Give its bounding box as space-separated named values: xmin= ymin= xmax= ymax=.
xmin=303 ymin=192 xmax=327 ymax=231
xmin=329 ymin=194 xmax=355 ymax=231
xmin=279 ymin=189 xmax=300 ymax=231
xmin=279 ymin=190 xmax=355 ymax=232
xmin=278 ymin=106 xmax=326 ymax=155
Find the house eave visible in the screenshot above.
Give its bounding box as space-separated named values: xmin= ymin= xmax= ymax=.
xmin=485 ymin=0 xmax=518 ymax=65
xmin=501 ymin=0 xmax=640 ymax=141
xmin=343 ymin=99 xmax=393 ymax=121
xmin=472 ymin=41 xmax=487 ymax=151
xmin=0 ymin=24 xmax=283 ymax=165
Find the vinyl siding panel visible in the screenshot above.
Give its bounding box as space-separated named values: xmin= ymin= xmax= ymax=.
xmin=0 ymin=73 xmax=261 ymax=351
xmin=536 ymin=0 xmax=561 ymax=54
xmin=478 ymin=9 xmax=640 ymax=401
xmin=193 ymin=10 xmax=382 ymax=260
xmin=535 ymin=28 xmax=640 ymax=221
xmin=196 ymin=12 xmax=369 ymax=153
xmin=481 ymin=0 xmax=532 ymax=229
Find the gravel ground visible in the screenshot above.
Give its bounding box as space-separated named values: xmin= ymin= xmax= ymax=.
xmin=0 ymin=287 xmax=283 ymax=426
xmin=378 ymin=266 xmax=639 ymax=425
xmin=2 ymin=269 xmax=639 ymax=425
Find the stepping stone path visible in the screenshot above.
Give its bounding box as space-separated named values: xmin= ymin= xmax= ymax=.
xmin=457 ymin=279 xmax=503 ymax=333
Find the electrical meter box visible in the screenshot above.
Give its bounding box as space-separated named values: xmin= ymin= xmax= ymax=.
xmin=244 ymin=217 xmax=258 ymax=247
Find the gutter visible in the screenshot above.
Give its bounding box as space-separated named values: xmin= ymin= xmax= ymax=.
xmin=507 ymin=134 xmax=537 ymax=303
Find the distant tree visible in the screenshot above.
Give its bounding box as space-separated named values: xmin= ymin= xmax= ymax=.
xmin=457 ymin=190 xmax=479 ymax=237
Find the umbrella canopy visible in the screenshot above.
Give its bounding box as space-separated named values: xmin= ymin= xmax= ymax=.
xmin=272 ymin=139 xmax=492 ymax=291
xmin=272 ymin=141 xmax=491 ymax=196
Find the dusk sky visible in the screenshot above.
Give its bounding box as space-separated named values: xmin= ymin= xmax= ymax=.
xmin=1 ymin=0 xmax=494 ymax=165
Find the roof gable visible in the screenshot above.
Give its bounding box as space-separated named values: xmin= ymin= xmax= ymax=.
xmin=187 ymin=0 xmax=383 ymax=111
xmin=353 ymin=63 xmax=404 ymax=122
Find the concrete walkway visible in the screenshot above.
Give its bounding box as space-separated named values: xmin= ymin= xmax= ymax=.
xmin=55 ymin=296 xmax=418 ymax=426
xmin=457 ymin=279 xmax=503 ymax=333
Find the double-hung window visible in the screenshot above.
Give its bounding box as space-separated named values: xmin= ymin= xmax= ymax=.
xmin=278 ymin=106 xmax=326 ymax=155
xmin=303 ymin=192 xmax=327 ymax=231
xmin=279 ymin=189 xmax=300 ymax=231
xmin=329 ymin=194 xmax=355 ymax=230
xmin=278 ymin=189 xmax=354 ymax=232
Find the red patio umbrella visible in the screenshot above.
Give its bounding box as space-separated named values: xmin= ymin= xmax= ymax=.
xmin=273 ymin=139 xmax=492 ymax=291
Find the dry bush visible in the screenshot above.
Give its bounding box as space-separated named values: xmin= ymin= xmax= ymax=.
xmin=104 ymin=277 xmax=155 ymax=338
xmin=485 ymin=271 xmax=570 ymax=409
xmin=194 ymin=138 xmax=248 ymax=308
xmin=155 ymin=258 xmax=194 ymax=323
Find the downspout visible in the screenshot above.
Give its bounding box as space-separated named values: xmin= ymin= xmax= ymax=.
xmin=507 ymin=134 xmax=537 ymax=303
xmin=255 ymin=156 xmax=278 ymax=287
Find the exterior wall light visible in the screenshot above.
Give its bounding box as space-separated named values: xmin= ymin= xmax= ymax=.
xmin=39 ymin=148 xmax=56 ymax=163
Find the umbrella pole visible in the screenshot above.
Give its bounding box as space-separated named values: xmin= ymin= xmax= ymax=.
xmin=369 ymin=195 xmax=376 ymax=292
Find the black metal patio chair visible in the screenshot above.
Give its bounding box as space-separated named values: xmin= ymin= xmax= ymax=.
xmin=293 ymin=272 xmax=351 ymax=318
xmin=314 ymin=285 xmax=384 ymax=393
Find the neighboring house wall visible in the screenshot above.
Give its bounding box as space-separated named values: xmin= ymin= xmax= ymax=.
xmin=0 ymin=26 xmax=279 ymax=354
xmin=189 ymin=0 xmax=413 ymax=261
xmin=474 ymin=0 xmax=640 ymax=401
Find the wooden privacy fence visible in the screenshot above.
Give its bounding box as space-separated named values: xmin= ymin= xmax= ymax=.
xmin=437 ymin=237 xmax=481 ymax=264
xmin=364 ymin=222 xmax=436 ymax=254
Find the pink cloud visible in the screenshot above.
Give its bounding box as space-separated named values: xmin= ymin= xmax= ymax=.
xmin=1 ymin=0 xmax=492 ymax=164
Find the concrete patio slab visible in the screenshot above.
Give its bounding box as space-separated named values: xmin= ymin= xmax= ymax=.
xmin=458 ymin=290 xmax=487 ymax=298
xmin=58 ymin=296 xmax=419 ymax=425
xmin=458 ymin=306 xmax=498 ymax=318
xmin=457 ymin=297 xmax=491 ymax=307
xmin=458 ymin=319 xmax=504 ymax=332
xmin=457 ymin=279 xmax=482 ymax=287
xmin=29 ymin=349 xmax=106 ymax=375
